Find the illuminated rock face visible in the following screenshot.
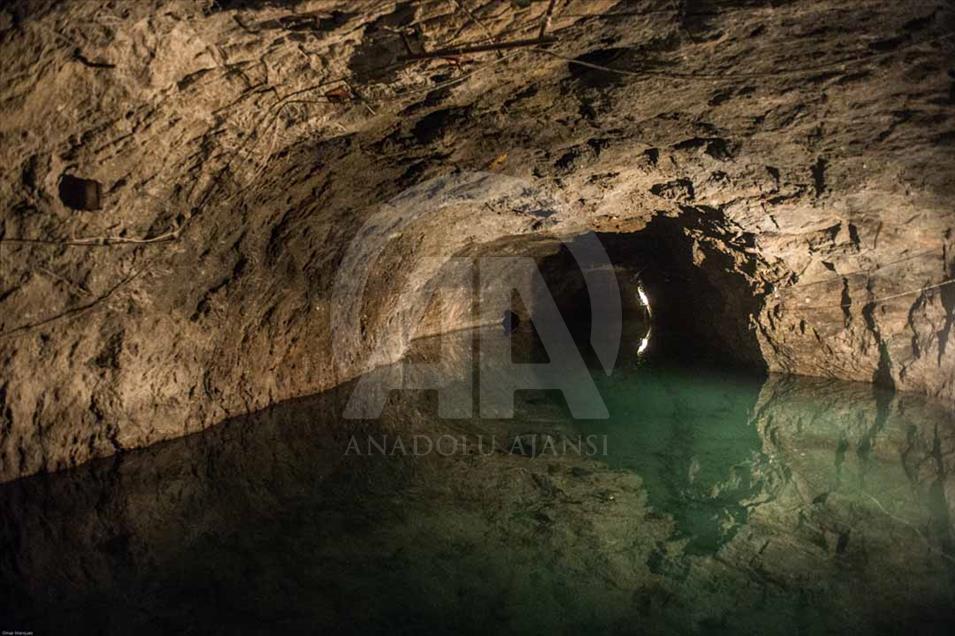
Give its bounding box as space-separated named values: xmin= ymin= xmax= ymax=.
xmin=0 ymin=0 xmax=953 ymax=480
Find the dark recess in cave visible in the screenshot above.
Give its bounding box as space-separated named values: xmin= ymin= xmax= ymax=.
xmin=534 ymin=221 xmax=767 ymax=372
xmin=57 ymin=174 xmax=102 ymax=211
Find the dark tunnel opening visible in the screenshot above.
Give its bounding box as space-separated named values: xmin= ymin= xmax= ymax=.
xmin=525 ymin=218 xmax=769 ymax=377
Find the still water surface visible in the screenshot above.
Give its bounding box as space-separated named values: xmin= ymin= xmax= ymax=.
xmin=1 ymin=330 xmax=954 ymax=634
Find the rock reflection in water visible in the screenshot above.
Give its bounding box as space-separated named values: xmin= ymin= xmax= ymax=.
xmin=1 ymin=330 xmax=954 ymax=634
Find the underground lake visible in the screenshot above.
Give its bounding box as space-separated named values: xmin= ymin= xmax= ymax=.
xmin=2 ymin=326 xmax=954 ymax=634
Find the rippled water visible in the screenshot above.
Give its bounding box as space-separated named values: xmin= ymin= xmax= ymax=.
xmin=2 ymin=329 xmax=954 ymax=634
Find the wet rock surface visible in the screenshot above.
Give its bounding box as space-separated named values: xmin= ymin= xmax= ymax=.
xmin=0 ymin=0 xmax=953 ymax=480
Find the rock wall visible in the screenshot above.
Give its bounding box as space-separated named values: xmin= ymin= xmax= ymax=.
xmin=1 ymin=0 xmax=954 ymax=481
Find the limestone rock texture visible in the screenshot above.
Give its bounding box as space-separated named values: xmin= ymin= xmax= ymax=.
xmin=0 ymin=0 xmax=953 ymax=481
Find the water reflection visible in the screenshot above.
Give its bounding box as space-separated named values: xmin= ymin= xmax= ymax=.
xmin=590 ymin=366 xmax=766 ymax=555
xmin=1 ymin=331 xmax=954 ymax=634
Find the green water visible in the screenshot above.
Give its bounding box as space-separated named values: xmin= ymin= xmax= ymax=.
xmin=590 ymin=366 xmax=766 ymax=556
xmin=1 ymin=331 xmax=954 ymax=634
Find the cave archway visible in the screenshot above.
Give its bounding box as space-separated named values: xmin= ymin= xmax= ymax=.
xmin=441 ymin=215 xmax=770 ymax=377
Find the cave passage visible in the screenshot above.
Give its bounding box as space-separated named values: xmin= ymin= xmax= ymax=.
xmin=3 ymin=223 xmax=955 ymax=633
xmin=2 ymin=0 xmax=955 ymax=632
xmin=2 ymin=260 xmax=955 ymax=632
xmin=536 ymin=223 xmax=768 ymax=372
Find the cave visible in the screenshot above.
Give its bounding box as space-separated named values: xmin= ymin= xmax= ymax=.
xmin=1 ymin=0 xmax=955 ymax=633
